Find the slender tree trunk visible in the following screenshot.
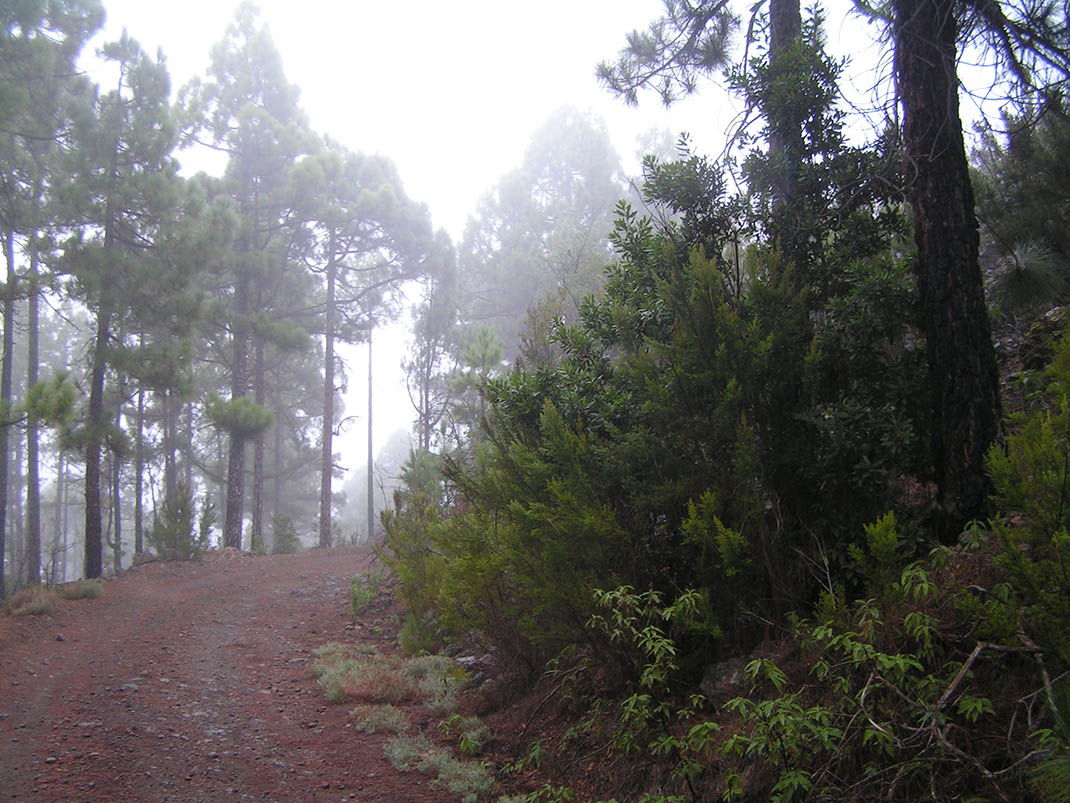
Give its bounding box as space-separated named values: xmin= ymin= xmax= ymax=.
xmin=110 ymin=393 xmax=123 ymax=574
xmin=251 ymin=337 xmax=265 ymax=553
xmin=184 ymin=400 xmax=194 ymax=489
xmin=367 ymin=333 xmax=374 ymax=542
xmin=224 ymin=275 xmax=249 ymax=549
xmin=272 ymin=411 xmax=282 ymax=551
xmin=134 ymin=382 xmax=144 ymax=554
xmin=13 ymin=434 xmax=24 ymax=584
xmin=893 ymin=0 xmax=1001 ymax=536
xmin=54 ymin=451 xmax=65 ymax=584
xmin=84 ymin=300 xmax=111 ymax=579
xmin=319 ymin=237 xmax=338 ymax=548
xmin=0 ymin=230 xmax=15 ymax=599
xmin=768 ymin=0 xmax=802 ymax=208
xmin=26 ymin=239 xmax=40 ymax=584
xmin=162 ymin=388 xmax=176 ymax=501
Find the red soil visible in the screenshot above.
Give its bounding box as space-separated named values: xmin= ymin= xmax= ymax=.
xmin=0 ymin=547 xmax=450 ymax=802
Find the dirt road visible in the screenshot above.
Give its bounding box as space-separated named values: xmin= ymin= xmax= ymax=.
xmin=0 ymin=548 xmax=445 ymax=802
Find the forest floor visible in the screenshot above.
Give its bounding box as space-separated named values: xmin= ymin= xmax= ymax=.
xmin=0 ymin=546 xmax=454 ymax=802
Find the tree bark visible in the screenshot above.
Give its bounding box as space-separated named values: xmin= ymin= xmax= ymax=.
xmin=768 ymin=0 xmax=802 ymax=209
xmin=0 ymin=230 xmax=15 ymax=599
xmin=251 ymin=336 xmax=265 ymax=552
xmin=319 ymin=231 xmax=338 ymax=548
xmin=893 ymin=0 xmax=1002 ymax=535
xmin=223 ymin=273 xmax=249 ymax=550
xmin=134 ymin=382 xmax=144 ymax=555
xmin=26 ymin=235 xmax=41 ymax=584
xmin=84 ymin=300 xmax=111 ymax=579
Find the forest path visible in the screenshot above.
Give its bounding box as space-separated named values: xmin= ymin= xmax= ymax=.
xmin=0 ymin=547 xmax=446 ymax=802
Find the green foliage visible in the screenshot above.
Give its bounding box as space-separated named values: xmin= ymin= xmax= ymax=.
xmin=379 ymin=450 xmax=447 ymax=653
xmin=384 ymin=11 xmax=922 ymax=683
xmin=587 ymin=587 xmax=720 ymax=786
xmin=349 ymin=571 xmax=384 ymax=620
xmin=149 ymin=482 xmax=208 ymax=560
xmin=205 ymin=392 xmax=274 ymax=438
xmin=21 ymin=373 xmax=77 ymax=426
xmin=271 ymin=514 xmax=300 ymax=555
xmin=987 ymin=333 xmax=1070 ymax=665
xmin=975 ymin=99 xmax=1070 ymax=313
xmin=438 ymin=713 xmax=492 ymax=756
xmin=1031 ymin=683 xmax=1070 ymax=802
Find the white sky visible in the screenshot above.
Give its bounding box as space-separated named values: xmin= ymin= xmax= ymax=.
xmin=89 ymin=0 xmax=888 ymax=482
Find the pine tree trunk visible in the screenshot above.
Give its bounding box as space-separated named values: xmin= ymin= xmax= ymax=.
xmin=134 ymin=383 xmax=144 ymax=555
xmin=251 ymin=337 xmax=265 ymax=553
xmin=162 ymin=388 xmax=176 ymax=501
xmin=53 ymin=451 xmax=65 ymax=584
xmin=110 ymin=393 xmax=123 ymax=574
xmin=893 ymin=0 xmax=1002 ymax=536
xmin=319 ymin=238 xmax=337 ymax=548
xmin=223 ymin=274 xmax=249 ymax=550
xmin=0 ymin=230 xmax=15 ymax=599
xmin=26 ymin=240 xmax=41 ymax=584
xmin=84 ymin=300 xmax=111 ymax=579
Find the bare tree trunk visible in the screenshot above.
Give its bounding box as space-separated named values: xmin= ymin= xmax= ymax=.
xmin=367 ymin=333 xmax=374 ymax=542
xmin=319 ymin=236 xmax=337 ymax=548
xmin=26 ymin=239 xmax=41 ymax=584
xmin=134 ymin=382 xmax=144 ymax=554
xmin=224 ymin=274 xmax=249 ymax=550
xmin=893 ymin=0 xmax=1001 ymax=536
xmin=0 ymin=230 xmax=15 ymax=599
xmin=53 ymin=451 xmax=65 ymax=584
xmin=109 ymin=393 xmax=123 ymax=574
xmin=251 ymin=337 xmax=265 ymax=553
xmin=84 ymin=300 xmax=111 ymax=579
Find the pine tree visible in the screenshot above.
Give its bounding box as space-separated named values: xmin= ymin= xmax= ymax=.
xmin=61 ymin=31 xmax=180 ymax=578
xmin=181 ymin=3 xmax=313 ymax=549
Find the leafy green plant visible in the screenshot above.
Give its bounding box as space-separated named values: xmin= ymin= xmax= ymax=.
xmin=438 ymin=713 xmax=492 ymax=756
xmin=349 ymin=571 xmax=384 ymax=619
xmin=586 ymin=586 xmax=720 ymax=792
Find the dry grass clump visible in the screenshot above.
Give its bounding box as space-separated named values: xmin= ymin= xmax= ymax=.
xmin=349 ymin=703 xmax=411 ymax=734
xmin=5 ymin=585 xmax=60 ymax=616
xmin=58 ymin=579 xmax=102 ymax=600
xmin=312 ymin=642 xmax=416 ymax=704
xmin=383 ymin=734 xmax=496 ymax=802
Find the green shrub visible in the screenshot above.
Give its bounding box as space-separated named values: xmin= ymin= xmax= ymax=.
xmin=988 ymin=332 xmax=1070 ymax=666
xmin=349 ymin=571 xmax=384 ymax=620
xmin=271 ymin=514 xmax=300 ymax=554
xmin=149 ymin=481 xmax=208 ymax=560
xmin=379 ymin=451 xmax=447 ymax=652
xmin=439 ymin=713 xmax=492 ymax=756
